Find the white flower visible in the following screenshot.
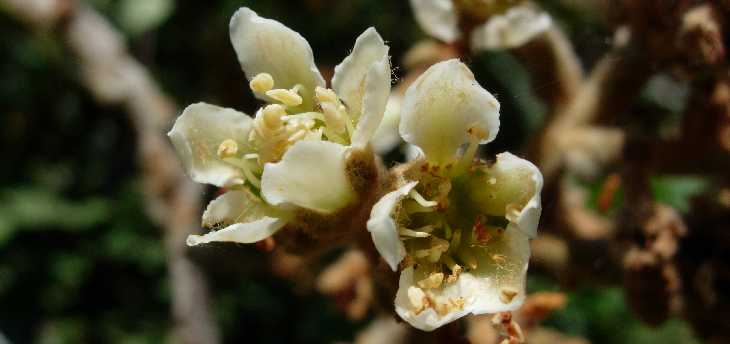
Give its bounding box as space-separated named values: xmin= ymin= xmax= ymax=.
xmin=410 ymin=0 xmax=551 ymax=50
xmin=169 ymin=7 xmax=391 ymax=246
xmin=366 ymin=60 xmax=543 ymax=331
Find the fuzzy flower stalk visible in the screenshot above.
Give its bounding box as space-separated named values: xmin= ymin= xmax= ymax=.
xmin=410 ymin=0 xmax=551 ymax=50
xmin=367 ymin=60 xmax=543 ymax=331
xmin=168 ymin=7 xmax=391 ymax=247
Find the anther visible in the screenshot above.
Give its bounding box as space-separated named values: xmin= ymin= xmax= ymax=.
xmin=249 ymin=73 xmax=274 ymax=93
xmin=417 ymin=272 xmax=444 ymax=289
xmin=407 ymin=286 xmax=428 ymax=314
xmin=266 ymin=88 xmax=303 ymax=107
xmin=315 ymin=86 xmax=338 ymax=103
xmin=217 ymin=139 xmax=238 ymax=158
xmin=500 ymin=287 xmax=519 ymax=304
xmin=321 ymin=102 xmax=347 ymax=133
xmin=262 ymin=104 xmax=285 ymax=128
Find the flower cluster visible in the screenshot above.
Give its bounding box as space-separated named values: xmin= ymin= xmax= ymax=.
xmin=410 ymin=0 xmax=552 ymax=50
xmin=168 ymin=7 xmax=390 ymax=246
xmin=169 ymin=7 xmax=542 ymax=333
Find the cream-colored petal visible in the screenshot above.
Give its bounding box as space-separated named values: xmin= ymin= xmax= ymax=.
xmin=187 ymin=217 xmax=286 ymax=246
xmin=399 ymin=59 xmax=500 ymax=164
xmin=187 ymin=189 xmax=288 ymax=245
xmin=371 ymin=95 xmax=403 ymax=155
xmin=229 ymin=7 xmax=325 ymax=102
xmin=366 ymin=181 xmax=418 ymax=271
xmin=393 ymin=228 xmax=531 ymax=331
xmin=468 ymin=226 xmax=531 ymax=313
xmin=471 ymin=5 xmax=551 ymax=51
xmin=469 ymin=152 xmax=543 ymax=238
xmin=261 ymin=140 xmax=354 ymax=214
xmin=409 ymin=0 xmax=460 ymax=43
xmin=201 ymin=189 xmax=274 ymax=227
xmin=167 ymin=102 xmax=253 ymax=187
xmin=332 ymin=28 xmax=391 ymax=148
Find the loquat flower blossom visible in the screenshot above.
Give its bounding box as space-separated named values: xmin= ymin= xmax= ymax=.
xmin=366 ymin=59 xmax=543 ymax=331
xmin=168 ymin=7 xmax=391 ymax=246
xmin=410 ymin=0 xmax=551 ymax=50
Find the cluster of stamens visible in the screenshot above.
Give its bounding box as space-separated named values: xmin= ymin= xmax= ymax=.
xmin=397 ymin=128 xmax=520 ymax=315
xmin=213 ymin=72 xmax=358 ymax=190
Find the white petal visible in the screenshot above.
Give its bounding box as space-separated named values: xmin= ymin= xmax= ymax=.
xmin=167 ymin=102 xmax=253 ymax=187
xmin=409 ymin=0 xmax=460 ymax=43
xmin=399 ymin=59 xmax=500 ymax=164
xmin=188 ymin=189 xmax=288 ymax=245
xmin=471 ymin=5 xmax=551 ymax=51
xmin=366 ymin=181 xmax=418 ymax=271
xmin=261 ymin=140 xmax=354 ymax=214
xmin=467 ymin=152 xmax=542 ymax=238
xmin=496 ymin=152 xmax=543 ymax=238
xmin=332 ymin=28 xmax=391 ymax=148
xmin=187 ymin=217 xmax=286 ymax=246
xmin=371 ymin=95 xmax=403 ymax=155
xmin=201 ymin=189 xmax=275 ymax=227
xmin=229 ymin=7 xmax=325 ymax=100
xmin=394 ymin=228 xmax=531 ymax=331
xmin=468 ymin=227 xmax=531 ymax=313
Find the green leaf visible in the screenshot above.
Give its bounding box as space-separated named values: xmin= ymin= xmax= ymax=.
xmin=651 ymin=176 xmax=709 ymax=213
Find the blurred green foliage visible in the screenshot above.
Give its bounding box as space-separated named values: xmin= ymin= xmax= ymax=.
xmin=0 ymin=0 xmax=706 ymax=343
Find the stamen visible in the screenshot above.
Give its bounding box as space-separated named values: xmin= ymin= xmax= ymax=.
xmin=217 ymin=139 xmax=238 ymax=159
xmin=404 ymin=201 xmax=436 ymax=214
xmin=407 ymin=286 xmax=429 ymax=315
xmin=249 ymin=73 xmax=274 ymax=93
xmin=243 ymin=153 xmax=259 ymax=160
xmin=262 ymin=104 xmax=285 ymax=128
xmin=417 ymin=272 xmax=444 ymax=289
xmin=321 ymin=101 xmax=347 ymax=134
xmin=266 ymin=88 xmax=303 ymax=107
xmin=409 ymin=189 xmax=438 ymax=208
xmin=399 ymin=227 xmax=431 ymax=238
xmin=282 ymin=111 xmax=325 ymax=122
xmin=315 ymin=86 xmax=338 ymax=103
xmin=429 ymin=237 xmax=450 ymax=262
xmin=287 ymin=129 xmax=309 ymax=143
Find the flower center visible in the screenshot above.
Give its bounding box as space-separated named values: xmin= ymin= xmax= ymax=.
xmin=213 ymin=72 xmax=360 ymax=191
xmin=395 ymin=129 xmax=521 ymax=298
